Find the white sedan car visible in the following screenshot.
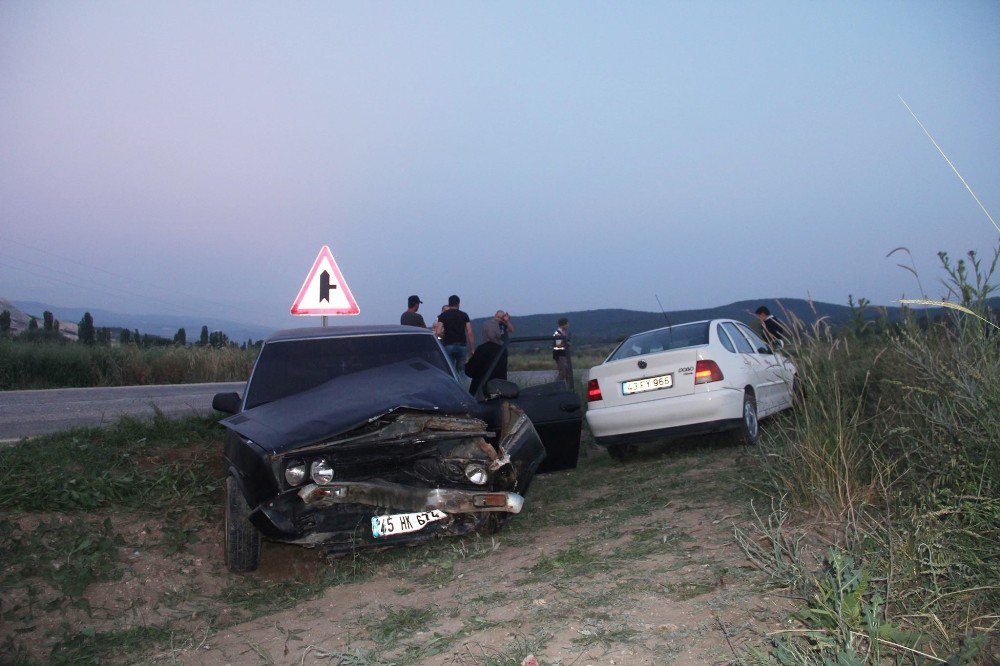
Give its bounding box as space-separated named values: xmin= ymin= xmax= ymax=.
xmin=585 ymin=319 xmax=796 ymax=459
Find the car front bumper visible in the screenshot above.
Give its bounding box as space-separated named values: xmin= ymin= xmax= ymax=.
xmin=249 ymin=480 xmax=524 ymax=549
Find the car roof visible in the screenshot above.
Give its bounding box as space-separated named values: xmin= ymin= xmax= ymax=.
xmin=626 ymin=318 xmax=716 ymax=336
xmin=265 ymin=324 xmax=435 ymax=343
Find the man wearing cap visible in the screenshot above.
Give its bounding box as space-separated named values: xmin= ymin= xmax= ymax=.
xmin=400 ymin=295 xmax=426 ymax=328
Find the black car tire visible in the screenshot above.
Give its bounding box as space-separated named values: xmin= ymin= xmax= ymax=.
xmin=607 ymin=443 xmax=637 ymax=461
xmin=225 ymin=475 xmax=261 ymax=573
xmin=731 ymin=391 xmax=759 ymax=446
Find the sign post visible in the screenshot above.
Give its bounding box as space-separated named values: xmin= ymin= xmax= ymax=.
xmin=290 ymin=246 xmax=360 ymax=324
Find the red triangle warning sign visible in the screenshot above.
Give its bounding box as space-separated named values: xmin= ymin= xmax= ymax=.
xmin=290 ymin=246 xmax=360 ymax=316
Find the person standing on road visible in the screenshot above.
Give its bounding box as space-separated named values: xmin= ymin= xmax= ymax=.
xmin=480 ymin=310 xmax=514 ymax=381
xmin=482 ymin=310 xmax=513 ymax=345
xmin=437 ymin=295 xmax=474 ymax=374
xmin=400 ymin=295 xmax=426 ymax=328
xmin=755 ymin=306 xmax=788 ymax=347
xmin=552 ymin=317 xmax=573 ymax=385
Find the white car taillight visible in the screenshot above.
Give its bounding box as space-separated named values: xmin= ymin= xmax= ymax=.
xmin=695 ymin=360 xmax=724 ymax=384
xmin=587 ymin=378 xmax=603 ymax=402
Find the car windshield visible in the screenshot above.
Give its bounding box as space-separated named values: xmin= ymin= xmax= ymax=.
xmin=607 ymin=321 xmax=711 ymax=361
xmin=245 ymin=333 xmax=452 ymax=409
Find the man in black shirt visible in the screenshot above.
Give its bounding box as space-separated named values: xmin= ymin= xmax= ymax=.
xmin=755 ymin=306 xmax=788 ymax=347
xmin=437 ymin=295 xmax=475 ymax=373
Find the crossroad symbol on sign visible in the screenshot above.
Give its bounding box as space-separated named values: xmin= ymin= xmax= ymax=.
xmin=290 ymin=245 xmax=360 ymax=316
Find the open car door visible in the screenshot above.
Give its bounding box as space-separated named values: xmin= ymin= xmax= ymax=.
xmin=471 ymin=336 xmax=583 ymax=473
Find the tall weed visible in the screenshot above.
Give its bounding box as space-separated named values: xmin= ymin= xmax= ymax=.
xmin=744 ymin=244 xmax=999 ymax=661
xmin=0 ymin=343 xmax=256 ymax=389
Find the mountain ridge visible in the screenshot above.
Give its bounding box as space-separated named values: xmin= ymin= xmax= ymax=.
xmin=5 ymin=296 xmax=995 ymax=347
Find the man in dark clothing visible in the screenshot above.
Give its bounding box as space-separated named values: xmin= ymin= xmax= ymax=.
xmin=465 ymin=340 xmax=504 ymax=396
xmin=481 ymin=310 xmax=514 ymax=380
xmin=552 ymin=317 xmax=573 ymax=385
xmin=755 ymin=306 xmax=788 ymax=346
xmin=400 ymin=295 xmax=426 ymax=327
xmin=437 ymin=295 xmax=474 ymax=374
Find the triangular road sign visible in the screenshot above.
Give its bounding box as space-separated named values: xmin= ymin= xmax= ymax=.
xmin=290 ymin=246 xmax=360 ymax=316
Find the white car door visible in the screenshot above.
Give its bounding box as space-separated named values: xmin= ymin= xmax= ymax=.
xmin=735 ymin=323 xmax=791 ymax=415
xmin=719 ymin=321 xmax=768 ymax=408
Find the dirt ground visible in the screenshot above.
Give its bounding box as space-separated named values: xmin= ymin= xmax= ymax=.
xmin=2 ymin=438 xmax=795 ymax=665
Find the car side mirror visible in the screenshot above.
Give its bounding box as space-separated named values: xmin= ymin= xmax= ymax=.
xmin=483 ymin=379 xmax=519 ymax=400
xmin=213 ymin=392 xmax=242 ymax=414
xmin=757 ymin=345 xmax=773 ymax=354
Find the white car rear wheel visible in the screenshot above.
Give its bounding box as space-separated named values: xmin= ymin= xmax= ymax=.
xmin=732 ymin=392 xmax=759 ymax=446
xmin=607 ymin=443 xmax=638 ymax=461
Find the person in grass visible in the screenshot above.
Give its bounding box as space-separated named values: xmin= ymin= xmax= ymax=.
xmin=755 ymin=306 xmax=789 ymax=347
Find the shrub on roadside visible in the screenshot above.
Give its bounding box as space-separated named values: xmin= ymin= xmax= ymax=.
xmin=743 ymin=246 xmax=1000 ymax=662
xmin=0 ymin=342 xmax=256 ymax=389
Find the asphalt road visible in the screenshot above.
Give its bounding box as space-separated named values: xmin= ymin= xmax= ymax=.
xmin=0 ymin=371 xmax=562 ymax=442
xmin=0 ymin=382 xmax=244 ymax=442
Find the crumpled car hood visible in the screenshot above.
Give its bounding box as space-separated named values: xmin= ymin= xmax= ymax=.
xmin=220 ymin=359 xmax=479 ymax=454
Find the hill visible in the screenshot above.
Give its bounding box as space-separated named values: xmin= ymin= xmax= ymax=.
xmin=471 ymin=297 xmax=912 ymax=345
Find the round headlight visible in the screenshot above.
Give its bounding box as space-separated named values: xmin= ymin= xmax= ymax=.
xmin=464 ymin=463 xmax=488 ymax=486
xmin=310 ymin=458 xmax=335 ymax=484
xmin=284 ymin=461 xmax=307 ymax=486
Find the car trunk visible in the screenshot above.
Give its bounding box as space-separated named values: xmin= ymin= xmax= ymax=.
xmin=591 ymin=348 xmax=701 ymax=408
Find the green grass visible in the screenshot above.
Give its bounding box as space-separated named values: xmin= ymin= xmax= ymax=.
xmin=48 ymin=624 xmax=179 ymax=666
xmin=363 ymin=605 xmax=435 ymax=643
xmin=0 ymin=516 xmax=123 ymax=597
xmin=0 ymin=413 xmax=222 ymax=514
xmin=0 ymin=339 xmax=254 ymax=390
xmin=740 ymin=245 xmax=1000 ymax=662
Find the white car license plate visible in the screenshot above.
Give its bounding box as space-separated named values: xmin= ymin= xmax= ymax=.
xmin=371 ymin=509 xmax=447 ymax=538
xmin=622 ymin=373 xmax=673 ymax=395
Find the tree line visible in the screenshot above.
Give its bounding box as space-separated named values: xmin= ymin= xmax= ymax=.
xmin=0 ymin=310 xmax=261 ymax=351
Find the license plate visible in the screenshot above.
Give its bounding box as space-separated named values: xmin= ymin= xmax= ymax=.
xmin=622 ymin=373 xmax=673 ymax=395
xmin=371 ymin=509 xmax=447 ymax=538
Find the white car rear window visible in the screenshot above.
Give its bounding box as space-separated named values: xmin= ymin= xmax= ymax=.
xmin=608 ymin=322 xmax=710 ymax=361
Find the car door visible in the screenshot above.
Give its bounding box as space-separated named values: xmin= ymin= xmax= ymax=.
xmin=734 ymin=322 xmax=788 ymax=415
xmin=719 ymin=321 xmax=767 ymax=407
xmin=472 ymin=337 xmax=582 ymax=473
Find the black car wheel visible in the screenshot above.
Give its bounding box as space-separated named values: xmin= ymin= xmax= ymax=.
xmin=225 ymin=475 xmax=261 ymax=573
xmin=607 ymin=443 xmax=638 ymax=461
xmin=731 ymin=391 xmax=759 ymax=446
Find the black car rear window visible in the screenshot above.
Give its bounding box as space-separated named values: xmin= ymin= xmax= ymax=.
xmin=245 ymin=334 xmax=452 ymax=408
xmin=608 ymin=321 xmax=710 ymax=361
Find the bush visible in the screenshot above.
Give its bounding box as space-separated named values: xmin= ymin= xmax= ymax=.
xmin=0 ymin=342 xmax=256 ymax=390
xmin=744 ymin=245 xmax=1000 ymax=662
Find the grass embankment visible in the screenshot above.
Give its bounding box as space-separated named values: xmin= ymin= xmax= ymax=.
xmin=1 ymin=414 xmax=767 ymax=665
xmin=739 ymin=248 xmax=999 ymax=663
xmin=0 ymin=343 xmax=255 ymax=390
xmin=506 ymin=345 xmax=613 ymax=373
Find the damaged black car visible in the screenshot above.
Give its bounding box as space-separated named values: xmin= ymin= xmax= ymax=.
xmin=212 ymin=325 xmax=582 ymax=572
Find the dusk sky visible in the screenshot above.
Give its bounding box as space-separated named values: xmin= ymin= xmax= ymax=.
xmin=2 ymin=1 xmax=998 ymax=330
